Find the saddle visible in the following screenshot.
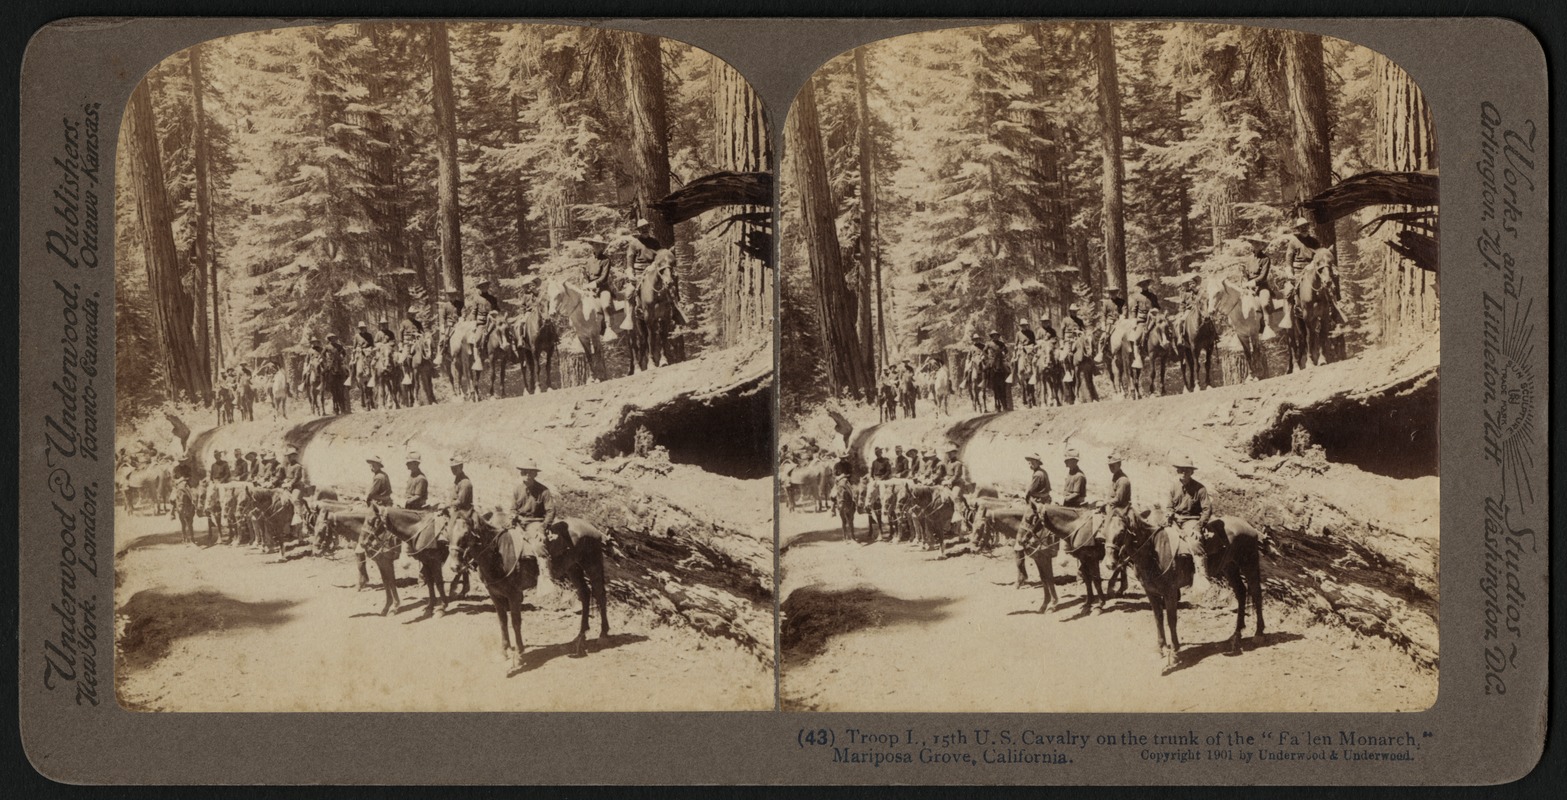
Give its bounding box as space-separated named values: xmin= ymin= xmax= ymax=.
xmin=1152 ymin=527 xmax=1196 ymax=589
xmin=492 ymin=524 xmax=541 ymax=589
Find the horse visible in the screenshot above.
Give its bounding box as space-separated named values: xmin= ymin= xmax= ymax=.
xmin=875 ymin=478 xmax=915 ymax=542
xmin=1106 ymin=317 xmax=1142 ymax=399
xmin=244 ymin=486 xmax=296 ymax=557
xmin=302 ymin=352 xmax=326 ymax=416
xmin=784 ymin=460 xmax=834 ymax=512
xmin=347 ymin=346 xmax=378 ymax=409
xmin=858 ymin=477 xmax=885 ymax=541
xmin=1203 ymin=277 xmax=1289 ymax=382
xmin=371 ymin=341 xmax=403 ymax=409
xmin=903 ymin=484 xmax=956 ymax=552
xmin=1200 ymin=516 xmax=1269 ymax=653
xmin=970 ymin=500 xmax=1060 ymax=607
xmin=1032 ymin=504 xmax=1113 ymax=614
xmin=545 ymin=277 xmax=609 ymax=383
xmin=387 ymin=507 xmax=456 ymax=616
xmin=1061 ymin=334 xmax=1099 ymax=404
xmin=512 ymin=306 xmax=558 ymax=394
xmin=311 ymin=502 xmax=403 ymax=615
xmin=443 ymin=319 xmax=482 ymax=401
xmin=1033 ymin=337 xmax=1064 ymax=407
xmin=268 ymin=363 xmax=291 ymax=419
xmin=631 ymin=261 xmax=676 ymax=373
xmin=1293 ymin=251 xmax=1335 ymax=369
xmin=1174 ymin=305 xmax=1219 ymax=392
xmin=123 ymin=462 xmax=175 ymax=515
xmin=1142 ymin=313 xmax=1177 ymax=397
xmin=1012 ymin=344 xmax=1038 ymax=408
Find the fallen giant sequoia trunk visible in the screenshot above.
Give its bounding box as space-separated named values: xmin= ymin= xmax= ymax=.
xmin=846 ymin=342 xmax=1440 ymax=668
xmin=183 ymin=346 xmax=776 ymax=663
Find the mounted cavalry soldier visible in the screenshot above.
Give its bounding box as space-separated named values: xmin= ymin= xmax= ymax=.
xmin=403 ymin=452 xmax=429 ymax=510
xmin=870 ymin=447 xmax=891 ymax=481
xmin=1060 ymin=449 xmax=1087 ymax=507
xmin=324 ymin=333 xmax=349 ymax=414
xmin=448 ymin=456 xmax=475 ymax=523
xmin=1165 ymin=454 xmax=1212 ymax=592
xmin=510 ymin=460 xmax=557 ymax=539
xmin=355 ymin=321 xmax=376 ymax=349
xmin=1018 ymin=453 xmax=1056 ymax=606
xmin=376 ymin=318 xmax=397 ymax=345
xmin=983 ymin=331 xmax=1011 ymax=412
xmin=1272 ymin=216 xmax=1344 ymax=324
xmin=1242 ymin=236 xmax=1276 ymax=335
xmin=1105 ymin=453 xmax=1132 ymax=521
xmin=1128 ymin=278 xmax=1161 ymax=369
xmin=283 ymin=446 xmax=307 ymax=540
xmin=231 ymin=447 xmax=250 ymax=482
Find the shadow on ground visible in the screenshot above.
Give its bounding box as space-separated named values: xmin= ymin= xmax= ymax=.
xmin=781 ymin=585 xmax=955 ymax=663
xmin=117 ymin=589 xmax=299 ymax=673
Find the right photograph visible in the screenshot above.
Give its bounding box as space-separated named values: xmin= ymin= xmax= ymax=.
xmin=778 ymin=22 xmax=1438 ymax=712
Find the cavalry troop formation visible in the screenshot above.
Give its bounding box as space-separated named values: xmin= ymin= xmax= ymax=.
xmin=210 ymin=221 xmax=687 ymax=419
xmin=118 ymin=447 xmax=615 ymax=672
xmin=867 ymin=218 xmax=1343 ymax=421
xmin=786 ymin=440 xmax=1270 ymax=671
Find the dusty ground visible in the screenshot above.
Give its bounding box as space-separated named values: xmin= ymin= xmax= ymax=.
xmin=780 ymin=339 xmax=1440 ymax=711
xmin=115 ymin=509 xmax=771 ymax=712
xmin=779 ymin=511 xmax=1435 ymax=713
xmin=115 ymin=345 xmax=775 ymax=712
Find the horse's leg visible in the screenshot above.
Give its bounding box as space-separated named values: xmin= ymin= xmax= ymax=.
xmin=1248 ymin=554 xmax=1266 ymax=638
xmin=492 ymin=597 xmax=513 ymax=663
xmin=1165 ymin=589 xmax=1182 ymax=666
xmin=590 ymin=557 xmax=610 ymax=637
xmin=508 ymin=593 xmax=524 ymax=667
xmin=1228 ymin=563 xmax=1246 ymax=653
xmin=571 ymin=568 xmax=591 ymax=656
xmin=1150 ymin=593 xmax=1171 ymax=663
xmin=1035 ymin=550 xmax=1057 ymax=612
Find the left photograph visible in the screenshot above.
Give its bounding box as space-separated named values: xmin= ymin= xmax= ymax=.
xmin=112 ymin=22 xmax=775 ymax=712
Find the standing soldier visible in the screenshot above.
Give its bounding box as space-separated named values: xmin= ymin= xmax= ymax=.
xmin=403 ymin=453 xmax=429 ymax=510
xmin=1165 ymin=454 xmax=1212 ymax=594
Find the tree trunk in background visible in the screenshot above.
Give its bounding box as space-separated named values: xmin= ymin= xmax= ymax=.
xmin=1094 ymin=24 xmax=1127 ymax=298
xmin=1172 ymin=89 xmax=1196 ymax=270
xmin=429 ymin=24 xmax=464 ymax=296
xmin=621 ymin=32 xmax=676 ymax=248
xmin=127 ymin=80 xmax=208 ymax=402
xmin=187 ymin=45 xmax=213 ymax=391
xmin=788 ymin=77 xmax=872 ymax=398
xmin=853 ymin=47 xmax=878 ymax=375
xmin=366 ymin=25 xmax=411 ymax=313
xmin=1280 ymin=31 xmax=1336 ymax=249
xmin=715 ymin=64 xmax=771 ymax=348
xmin=1375 ymin=56 xmax=1439 ymax=342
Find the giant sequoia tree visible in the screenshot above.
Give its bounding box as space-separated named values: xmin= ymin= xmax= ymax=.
xmin=125 ymin=80 xmax=209 ymax=401
xmin=788 ymin=76 xmax=872 ymax=397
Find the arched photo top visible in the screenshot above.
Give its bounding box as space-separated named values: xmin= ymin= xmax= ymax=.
xmin=776 ymin=20 xmax=1439 ymax=716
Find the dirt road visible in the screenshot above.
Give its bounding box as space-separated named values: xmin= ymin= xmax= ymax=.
xmin=779 ymin=511 xmax=1435 ymax=713
xmin=114 ymin=510 xmax=771 ymax=712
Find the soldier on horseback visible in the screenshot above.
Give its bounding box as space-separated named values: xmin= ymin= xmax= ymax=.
xmin=1272 ymin=217 xmax=1344 ymax=324
xmin=1060 ymin=450 xmax=1087 ymax=507
xmin=403 ymin=452 xmax=429 ymax=510
xmin=509 ymin=460 xmax=556 ymax=543
xmin=1129 ymin=278 xmax=1161 ymax=369
xmin=1019 ymin=453 xmax=1057 ymax=610
xmin=1164 ymin=454 xmax=1211 ymax=593
xmin=469 ymin=279 xmax=507 ymax=371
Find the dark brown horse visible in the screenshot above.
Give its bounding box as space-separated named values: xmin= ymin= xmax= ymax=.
xmin=533 ymin=518 xmax=614 ymax=656
xmin=1033 ymin=505 xmax=1112 ymax=614
xmin=1175 ymin=305 xmax=1219 ymax=392
xmin=445 ymin=512 xmax=536 ymax=669
xmin=1107 ymin=513 xmax=1268 ymax=670
xmin=512 ymin=306 xmax=558 ymax=394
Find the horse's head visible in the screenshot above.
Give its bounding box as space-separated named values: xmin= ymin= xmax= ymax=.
xmin=442 ymin=510 xmax=476 ymax=575
xmin=542 ymin=277 xmax=568 ymax=318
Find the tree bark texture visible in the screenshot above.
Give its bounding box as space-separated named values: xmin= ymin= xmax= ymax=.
xmin=621 ymin=32 xmax=676 ymax=248
xmin=788 ymin=77 xmax=873 ymax=398
xmin=1279 ymin=31 xmax=1336 ymax=248
xmin=186 ymin=45 xmax=214 ymax=387
xmin=429 ymin=23 xmax=464 ymax=296
xmin=1375 ymin=57 xmax=1439 ymax=341
xmin=127 ymin=79 xmax=209 ymax=401
xmin=1094 ymin=24 xmax=1128 ymax=298
xmin=715 ymin=63 xmax=771 ymax=348
xmin=853 ymin=47 xmax=878 ymax=374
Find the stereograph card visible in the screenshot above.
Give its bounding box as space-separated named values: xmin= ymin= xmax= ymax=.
xmin=13 ymin=13 xmax=1550 ymax=785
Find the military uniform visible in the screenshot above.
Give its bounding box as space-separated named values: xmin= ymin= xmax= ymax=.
xmin=404 ymin=470 xmax=428 ymax=510
xmin=365 ymin=467 xmax=393 ymax=508
xmin=1061 ymin=468 xmax=1087 ymax=507
xmin=870 ymin=454 xmax=891 ymax=481
xmin=209 ymin=457 xmax=232 ymax=484
xmin=511 ymin=481 xmax=556 ymax=528
xmin=983 ymin=335 xmax=1011 ymax=412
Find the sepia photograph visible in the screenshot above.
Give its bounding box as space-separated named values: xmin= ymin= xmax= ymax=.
xmin=778 ymin=22 xmax=1439 ymax=712
xmin=111 ymin=21 xmax=775 ymax=712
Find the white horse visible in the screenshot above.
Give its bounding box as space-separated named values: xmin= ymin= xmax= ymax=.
xmin=1203 ymin=276 xmax=1290 ymax=382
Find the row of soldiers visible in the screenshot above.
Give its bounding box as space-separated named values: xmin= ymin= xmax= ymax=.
xmin=1017 ymin=449 xmax=1213 ymax=611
